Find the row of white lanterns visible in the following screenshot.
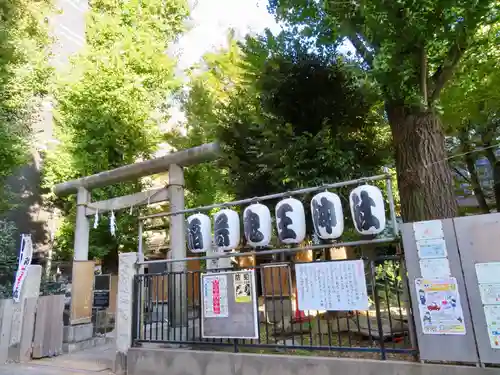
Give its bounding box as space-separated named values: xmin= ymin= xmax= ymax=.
xmin=186 ymin=184 xmax=386 ymax=253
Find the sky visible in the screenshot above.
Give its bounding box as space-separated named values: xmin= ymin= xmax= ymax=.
xmin=173 ymin=0 xmax=281 ymax=71
xmin=162 ymin=0 xmax=281 ymax=138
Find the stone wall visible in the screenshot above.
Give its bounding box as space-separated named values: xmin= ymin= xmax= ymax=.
xmin=127 ymin=348 xmax=500 ymax=375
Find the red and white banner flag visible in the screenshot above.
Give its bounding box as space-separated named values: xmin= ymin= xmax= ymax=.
xmin=12 ymin=234 xmax=33 ymax=302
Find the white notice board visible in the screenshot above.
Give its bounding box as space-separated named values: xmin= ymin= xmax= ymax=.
xmin=295 ymin=260 xmax=369 ymax=311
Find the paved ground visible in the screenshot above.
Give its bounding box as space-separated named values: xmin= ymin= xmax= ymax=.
xmin=0 ymin=343 xmax=114 ymax=374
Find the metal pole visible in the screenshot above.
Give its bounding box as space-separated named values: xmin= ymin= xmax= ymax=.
xmin=383 ymin=167 xmax=399 ymax=238
xmin=138 ymin=221 xmax=143 ymax=256
xmin=370 ymin=260 xmax=387 ymax=360
xmin=138 ymin=237 xmax=399 ymax=266
xmin=139 ymin=173 xmax=391 ymax=220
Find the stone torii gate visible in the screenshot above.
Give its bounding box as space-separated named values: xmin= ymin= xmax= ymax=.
xmin=52 ymin=143 xmax=220 ymax=337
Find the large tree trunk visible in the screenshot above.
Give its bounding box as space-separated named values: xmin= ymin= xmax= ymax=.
xmin=387 ymin=105 xmax=458 ymax=221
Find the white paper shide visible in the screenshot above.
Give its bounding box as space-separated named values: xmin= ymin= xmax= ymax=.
xmin=243 ymin=203 xmax=272 ymax=247
xmin=311 ymin=191 xmax=344 ymax=239
xmin=275 ymin=198 xmax=306 ymax=244
xmin=349 ymin=185 xmax=386 ymax=235
xmin=213 ymin=209 xmax=240 ymax=251
xmin=187 ymin=213 xmax=211 ymax=253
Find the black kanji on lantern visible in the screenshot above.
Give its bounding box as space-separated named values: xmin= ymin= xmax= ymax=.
xmin=351 ymin=190 xmax=380 ymax=231
xmin=277 ymin=203 xmax=296 ymax=241
xmin=214 ymin=213 xmax=230 ymax=247
xmin=244 ymin=209 xmax=264 ymax=243
xmin=188 ymin=218 xmax=203 ymax=250
xmin=312 ymin=196 xmax=337 ymax=235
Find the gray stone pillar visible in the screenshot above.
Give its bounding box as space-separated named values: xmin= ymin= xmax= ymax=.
xmin=115 ymin=252 xmax=141 ymax=375
xmin=74 ymin=187 xmax=90 ymax=261
xmin=167 ymin=164 xmax=187 ymax=326
xmin=8 ymin=265 xmax=42 ymax=362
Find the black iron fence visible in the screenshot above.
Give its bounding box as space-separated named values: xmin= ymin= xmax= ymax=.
xmin=131 ymin=253 xmax=417 ymax=360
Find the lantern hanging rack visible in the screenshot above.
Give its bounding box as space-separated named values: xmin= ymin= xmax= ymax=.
xmin=137 ymin=237 xmax=398 ymax=266
xmin=139 ymin=171 xmax=393 ymax=221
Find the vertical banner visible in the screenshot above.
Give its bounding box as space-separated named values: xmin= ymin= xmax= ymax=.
xmin=12 ymin=234 xmax=34 ymax=302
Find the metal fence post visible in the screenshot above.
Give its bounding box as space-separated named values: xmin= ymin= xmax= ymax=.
xmin=131 ymin=275 xmax=139 ymax=346
xmin=370 ymin=260 xmax=387 ymax=360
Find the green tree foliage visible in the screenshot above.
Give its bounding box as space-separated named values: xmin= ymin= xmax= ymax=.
xmin=268 ymin=0 xmax=499 ymax=221
xmin=441 ymin=23 xmax=500 ymax=212
xmin=0 ymin=0 xmax=52 ymax=212
xmin=168 ymin=32 xmax=391 ymax=211
xmin=0 ymin=221 xmax=19 ymax=298
xmin=42 ymin=0 xmax=188 ymax=270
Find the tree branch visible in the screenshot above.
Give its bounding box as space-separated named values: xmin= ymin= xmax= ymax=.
xmin=347 ymin=33 xmax=374 ymax=68
xmin=420 ymin=45 xmax=428 ymax=107
xmin=429 ymin=40 xmax=467 ymax=103
xmin=452 ymin=166 xmax=471 ymax=184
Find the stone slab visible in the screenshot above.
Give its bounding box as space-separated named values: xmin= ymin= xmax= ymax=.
xmin=0 ymin=300 xmax=13 ymax=364
xmin=128 ymin=348 xmax=500 ymax=375
xmin=63 ymin=323 xmax=93 ymax=343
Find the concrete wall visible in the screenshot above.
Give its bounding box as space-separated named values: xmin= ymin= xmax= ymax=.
xmin=127 ymin=348 xmax=500 ymax=375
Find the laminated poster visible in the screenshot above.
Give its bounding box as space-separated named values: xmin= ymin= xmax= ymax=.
xmin=413 ymin=220 xmax=444 ymax=241
xmin=479 ymin=284 xmax=500 ymax=305
xmin=419 ymin=258 xmax=451 ymax=279
xmin=475 ymin=262 xmax=500 ymax=285
xmin=484 ymin=305 xmax=500 ymax=348
xmin=296 ymin=260 xmax=369 ymax=311
xmin=415 ymin=278 xmax=466 ymax=335
xmin=417 ymin=238 xmax=448 ymax=259
xmin=203 ymin=275 xmax=229 ymax=318
xmin=234 ymin=272 xmax=252 ymax=303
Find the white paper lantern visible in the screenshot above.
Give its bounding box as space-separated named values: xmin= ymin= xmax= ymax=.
xmin=275 ymin=198 xmax=306 ymax=244
xmin=213 ymin=209 xmax=240 ymax=251
xmin=349 ymin=185 xmax=386 ymax=235
xmin=186 ymin=213 xmax=211 ymax=253
xmin=311 ymin=191 xmax=344 ymax=239
xmin=243 ymin=203 xmax=272 ymax=247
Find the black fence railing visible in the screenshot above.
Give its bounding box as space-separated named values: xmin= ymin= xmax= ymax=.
xmin=132 ymin=254 xmax=417 ymax=360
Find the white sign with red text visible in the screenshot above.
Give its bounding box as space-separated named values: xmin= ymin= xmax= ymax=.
xmin=12 ymin=234 xmax=33 ymax=302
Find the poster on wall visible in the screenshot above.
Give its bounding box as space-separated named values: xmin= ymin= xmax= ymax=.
xmin=479 ymin=284 xmax=500 ymax=305
xmin=415 ymin=278 xmax=466 ymax=335
xmin=202 ymin=275 xmax=229 ymax=318
xmin=234 ymin=272 xmax=251 ymax=303
xmin=419 ymin=258 xmax=451 ymax=279
xmin=416 ymin=238 xmax=447 ymax=259
xmin=413 ymin=220 xmax=444 ymax=241
xmin=295 ymin=260 xmax=369 ymax=311
xmin=475 ymin=262 xmax=500 ymax=284
xmin=483 ymin=305 xmax=500 ymax=348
